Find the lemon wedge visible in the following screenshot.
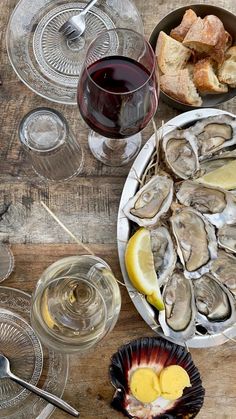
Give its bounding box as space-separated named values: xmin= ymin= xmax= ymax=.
xmin=125 ymin=228 xmax=164 ymax=311
xmin=197 ymin=160 xmax=236 ymax=190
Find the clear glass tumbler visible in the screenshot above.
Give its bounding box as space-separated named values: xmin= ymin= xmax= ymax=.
xmin=18 ymin=107 xmax=84 ymax=181
xmin=31 ymin=255 xmax=121 ymax=353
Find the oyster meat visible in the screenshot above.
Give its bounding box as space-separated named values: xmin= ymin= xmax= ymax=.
xmin=218 ymin=224 xmax=236 ymax=254
xmin=123 ymin=174 xmax=173 ymax=227
xmin=162 ymin=129 xmax=199 ymax=180
xmin=191 ymin=114 xmax=236 ymax=159
xmin=193 ymin=274 xmax=236 ymax=333
xmin=159 ymin=271 xmax=196 ymax=342
xmin=150 ymin=226 xmax=177 ymax=287
xmin=170 ymin=206 xmax=217 ymax=279
xmin=210 ymin=250 xmax=236 ymax=296
xmin=176 ymin=180 xmax=236 ymax=228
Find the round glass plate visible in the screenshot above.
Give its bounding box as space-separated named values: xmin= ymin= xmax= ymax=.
xmin=0 ymin=309 xmax=43 ymax=410
xmin=0 ymin=244 xmax=14 ymax=283
xmin=117 ymin=108 xmax=236 ymax=349
xmin=0 ymin=287 xmax=69 ymax=419
xmin=6 ymin=0 xmax=143 ymax=104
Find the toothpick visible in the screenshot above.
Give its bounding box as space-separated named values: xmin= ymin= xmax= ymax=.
xmin=41 ymin=201 xmax=95 ymax=256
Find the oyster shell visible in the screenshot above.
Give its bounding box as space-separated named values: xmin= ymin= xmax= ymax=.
xmin=191 ymin=114 xmax=236 ymax=159
xmin=218 ymin=224 xmax=236 ymax=254
xmin=150 ymin=226 xmax=177 ymax=287
xmin=199 ymin=149 xmax=236 ymax=177
xmin=210 ymin=250 xmax=236 ymax=296
xmin=176 ymin=180 xmax=236 ymax=228
xmin=193 ymin=274 xmax=236 ymax=333
xmin=162 ymin=129 xmax=199 ymax=180
xmin=159 ymin=271 xmax=196 ymax=342
xmin=123 ymin=174 xmax=173 ymax=227
xmin=170 ymin=206 xmax=217 ymax=279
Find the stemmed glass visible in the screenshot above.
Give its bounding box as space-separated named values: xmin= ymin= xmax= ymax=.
xmin=78 ymin=28 xmax=158 ymax=166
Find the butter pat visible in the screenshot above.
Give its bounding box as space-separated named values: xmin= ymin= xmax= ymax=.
xmin=160 ymin=365 xmax=191 ymax=400
xmin=130 ymin=368 xmax=161 ymax=403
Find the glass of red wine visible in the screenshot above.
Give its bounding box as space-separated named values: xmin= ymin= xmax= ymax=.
xmin=78 ymin=28 xmax=158 ymax=166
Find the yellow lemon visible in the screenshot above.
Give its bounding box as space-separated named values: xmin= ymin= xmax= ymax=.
xmin=125 ymin=228 xmax=164 ymax=311
xmin=130 ymin=368 xmax=161 ymax=403
xmin=197 ymin=160 xmax=236 ymax=190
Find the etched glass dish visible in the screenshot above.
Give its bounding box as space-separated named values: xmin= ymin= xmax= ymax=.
xmin=0 ymin=286 xmax=69 ymax=419
xmin=6 ymin=0 xmax=143 ymax=104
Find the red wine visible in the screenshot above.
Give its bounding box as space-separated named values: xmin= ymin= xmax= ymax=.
xmin=78 ymin=56 xmax=158 ymax=139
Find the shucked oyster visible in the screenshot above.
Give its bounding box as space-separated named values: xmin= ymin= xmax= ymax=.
xmin=218 ymin=224 xmax=236 ymax=254
xmin=211 ymin=250 xmax=236 ymax=296
xmin=123 ymin=174 xmax=173 ymax=227
xmin=199 ymin=149 xmax=236 ymax=177
xmin=150 ymin=226 xmax=177 ymax=287
xmin=193 ymin=274 xmax=236 ymax=333
xmin=162 ymin=129 xmax=199 ymax=180
xmin=191 ymin=114 xmax=236 ymax=159
xmin=159 ymin=271 xmax=196 ymax=342
xmin=170 ymin=206 xmax=217 ymax=279
xmin=176 ymin=180 xmax=236 ymax=228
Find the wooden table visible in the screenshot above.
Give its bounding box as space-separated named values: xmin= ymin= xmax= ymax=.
xmin=1 ymin=0 xmax=236 ymax=418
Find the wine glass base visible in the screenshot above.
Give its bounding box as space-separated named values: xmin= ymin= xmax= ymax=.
xmin=88 ymin=130 xmax=142 ymax=166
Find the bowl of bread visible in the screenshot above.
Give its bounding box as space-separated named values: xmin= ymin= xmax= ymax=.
xmin=150 ymin=4 xmax=236 ymax=110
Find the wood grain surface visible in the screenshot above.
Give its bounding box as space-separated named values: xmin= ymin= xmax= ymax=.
xmin=0 ymin=0 xmax=236 ymax=418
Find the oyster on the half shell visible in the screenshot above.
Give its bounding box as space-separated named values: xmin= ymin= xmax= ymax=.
xmin=218 ymin=224 xmax=236 ymax=254
xmin=159 ymin=271 xmax=196 ymax=342
xmin=170 ymin=206 xmax=217 ymax=279
xmin=150 ymin=226 xmax=177 ymax=287
xmin=162 ymin=129 xmax=199 ymax=180
xmin=191 ymin=114 xmax=236 ymax=159
xmin=193 ymin=274 xmax=236 ymax=333
xmin=210 ymin=250 xmax=236 ymax=296
xmin=176 ymin=180 xmax=236 ymax=228
xmin=123 ymin=174 xmax=173 ymax=227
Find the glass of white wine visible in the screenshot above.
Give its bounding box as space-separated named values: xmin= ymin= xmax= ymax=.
xmin=31 ymin=255 xmax=121 ymax=353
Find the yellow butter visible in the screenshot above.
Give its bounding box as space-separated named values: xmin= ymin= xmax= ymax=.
xmin=130 ymin=368 xmax=161 ymax=403
xmin=160 ymin=365 xmax=191 ymax=400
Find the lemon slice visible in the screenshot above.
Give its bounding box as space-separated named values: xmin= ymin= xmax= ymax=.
xmin=197 ymin=160 xmax=236 ymax=190
xmin=125 ymin=228 xmax=164 ymax=311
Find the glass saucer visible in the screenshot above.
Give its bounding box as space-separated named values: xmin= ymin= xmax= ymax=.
xmin=0 ymin=287 xmax=69 ymax=419
xmin=6 ymin=0 xmax=143 ymax=104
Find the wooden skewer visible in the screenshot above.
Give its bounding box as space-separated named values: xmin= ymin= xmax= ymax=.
xmin=41 ymin=201 xmax=95 ymax=256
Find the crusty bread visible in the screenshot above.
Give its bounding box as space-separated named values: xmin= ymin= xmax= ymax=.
xmin=170 ymin=9 xmax=198 ymax=42
xmin=193 ymin=58 xmax=228 ymax=94
xmin=156 ymin=31 xmax=192 ymax=74
xmin=218 ymin=46 xmax=236 ymax=88
xmin=183 ymin=15 xmax=227 ymax=64
xmin=160 ymin=69 xmax=203 ymax=106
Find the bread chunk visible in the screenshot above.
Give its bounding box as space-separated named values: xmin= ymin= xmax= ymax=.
xmin=160 ymin=69 xmax=202 ymax=106
xmin=170 ymin=9 xmax=198 ymax=42
xmin=183 ymin=15 xmax=227 ymax=64
xmin=156 ymin=31 xmax=192 ymax=74
xmin=218 ymin=47 xmax=236 ymax=88
xmin=193 ymin=58 xmax=228 ymax=94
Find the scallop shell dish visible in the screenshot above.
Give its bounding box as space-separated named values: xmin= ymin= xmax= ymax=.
xmin=123 ymin=113 xmax=236 ymax=345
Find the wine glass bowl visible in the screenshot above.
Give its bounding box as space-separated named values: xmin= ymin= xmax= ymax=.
xmin=78 ymin=28 xmax=158 ymax=166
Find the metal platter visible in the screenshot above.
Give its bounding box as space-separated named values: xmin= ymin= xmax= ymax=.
xmin=117 ymin=108 xmax=236 ymax=348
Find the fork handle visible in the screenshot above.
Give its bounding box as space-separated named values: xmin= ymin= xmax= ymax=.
xmin=8 ymin=372 xmax=80 ymax=417
xmin=81 ymin=0 xmax=98 ymax=15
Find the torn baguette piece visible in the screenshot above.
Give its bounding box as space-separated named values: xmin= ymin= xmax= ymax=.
xmin=218 ymin=46 xmax=236 ymax=88
xmin=156 ymin=31 xmax=192 ymax=74
xmin=160 ymin=69 xmax=203 ymax=106
xmin=170 ymin=9 xmax=198 ymax=42
xmin=183 ymin=15 xmax=227 ymax=64
xmin=193 ymin=58 xmax=228 ymax=94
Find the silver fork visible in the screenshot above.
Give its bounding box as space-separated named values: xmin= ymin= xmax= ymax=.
xmin=0 ymin=353 xmax=79 ymax=417
xmin=59 ymin=0 xmax=99 ymax=41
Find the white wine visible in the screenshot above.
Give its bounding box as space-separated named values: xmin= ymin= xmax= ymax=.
xmin=31 ymin=256 xmax=121 ymax=353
